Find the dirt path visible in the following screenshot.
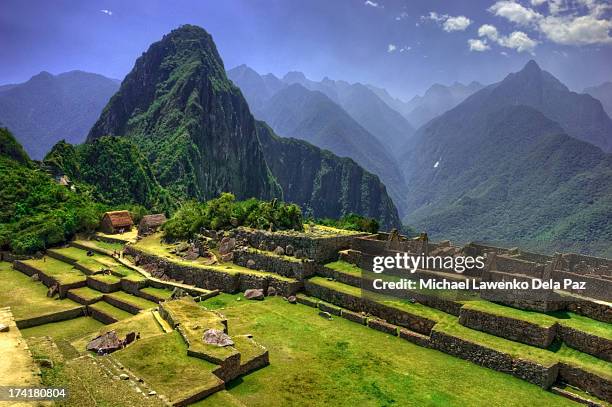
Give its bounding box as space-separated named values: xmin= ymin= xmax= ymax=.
xmin=0 ymin=307 xmax=43 ymax=406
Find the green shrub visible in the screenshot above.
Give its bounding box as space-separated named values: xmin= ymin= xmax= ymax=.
xmin=315 ymin=213 xmax=380 ymax=234
xmin=163 ymin=193 xmax=303 ymax=240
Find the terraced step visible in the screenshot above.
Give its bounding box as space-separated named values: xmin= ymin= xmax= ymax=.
xmin=67 ymin=286 xmax=104 ymax=305
xmin=14 ymin=257 xmax=87 ymax=297
xmin=459 ymin=301 xmax=612 ymax=361
xmin=87 ymin=274 xmax=122 ymax=293
xmin=103 ymin=291 xmax=158 ymax=314
xmin=88 ymin=301 xmax=133 ymax=324
xmin=318 ymin=260 xmax=362 ymax=287
xmin=304 ymin=276 xmax=451 ymax=335
xmin=138 ymin=286 xmax=173 ymax=303
xmin=127 ymin=235 xmax=303 ymax=296
xmin=233 ymin=246 xmax=316 ymax=280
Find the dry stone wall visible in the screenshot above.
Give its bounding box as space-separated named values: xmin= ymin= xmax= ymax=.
xmin=233 ymin=248 xmax=315 ymax=280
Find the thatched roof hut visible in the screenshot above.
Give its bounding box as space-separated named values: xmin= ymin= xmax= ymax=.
xmin=100 ymin=210 xmax=133 ymax=234
xmin=138 ymin=213 xmax=167 ymax=236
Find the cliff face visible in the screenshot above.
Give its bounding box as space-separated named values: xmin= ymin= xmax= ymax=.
xmin=256 ymin=122 xmax=401 ymax=228
xmin=87 ymin=25 xmax=280 ymax=201
xmin=86 ymin=25 xmax=400 ymax=227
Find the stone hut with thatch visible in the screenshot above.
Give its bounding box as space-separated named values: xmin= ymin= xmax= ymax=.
xmin=138 ymin=214 xmax=167 ymax=236
xmin=100 ymin=211 xmax=134 ymax=234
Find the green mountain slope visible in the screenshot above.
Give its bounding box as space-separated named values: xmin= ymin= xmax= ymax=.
xmin=401 ymin=95 xmax=612 ymax=255
xmin=87 ymin=25 xmax=281 ymax=202
xmin=256 ymin=122 xmax=400 ymax=227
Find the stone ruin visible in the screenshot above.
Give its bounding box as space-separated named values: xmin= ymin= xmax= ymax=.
xmin=86 ymin=330 xmax=139 ymax=354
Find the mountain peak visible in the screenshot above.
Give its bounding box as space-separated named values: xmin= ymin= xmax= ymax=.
xmin=31 ymin=71 xmax=54 ymax=81
xmin=283 ymin=71 xmax=307 ymax=83
xmin=520 ymin=59 xmax=542 ymax=74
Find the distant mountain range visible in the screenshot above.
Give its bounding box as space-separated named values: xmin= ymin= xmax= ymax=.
xmin=228 ymin=65 xmax=411 ymax=215
xmin=368 ymin=81 xmax=484 ymax=129
xmin=584 ymin=82 xmax=612 ymax=118
xmin=0 ymin=71 xmax=119 ymax=159
xmin=400 ymin=60 xmax=612 ymax=256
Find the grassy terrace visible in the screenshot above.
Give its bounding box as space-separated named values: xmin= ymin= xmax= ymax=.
xmin=22 ymin=256 xmax=86 ymax=284
xmin=68 ymin=286 xmax=103 ymax=302
xmin=113 ymin=331 xmax=223 ymax=403
xmin=140 ymin=286 xmax=173 ymax=301
xmin=461 ymin=301 xmax=612 ymax=339
xmin=198 ymin=294 xmax=575 ymax=407
xmin=0 ymin=261 xmax=82 ymax=320
xmin=307 ymin=276 xmax=453 ymax=322
xmin=21 ymin=317 xmax=104 ymax=342
xmin=435 ymin=320 xmax=612 ymax=380
xmin=325 ymin=260 xmax=362 ymax=274
xmin=88 ymin=274 xmax=121 ymax=285
xmin=96 ymin=229 xmax=138 ymax=243
xmin=105 ymin=291 xmax=158 ymax=310
xmin=53 ymin=246 xmax=144 ymax=280
xmin=133 ymin=233 xmax=295 ymax=281
xmin=89 ymin=301 xmax=133 ymax=321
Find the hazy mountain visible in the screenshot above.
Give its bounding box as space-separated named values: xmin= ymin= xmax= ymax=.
xmin=0 ymin=71 xmax=119 ymax=159
xmin=254 ymin=83 xmax=409 ymax=215
xmin=400 ymin=61 xmax=612 ymax=256
xmin=85 ymin=25 xmax=399 ymax=226
xmin=280 ymin=73 xmax=415 ymax=154
xmin=584 ymin=82 xmax=612 ymax=118
xmin=226 ymin=64 xmax=284 ymax=116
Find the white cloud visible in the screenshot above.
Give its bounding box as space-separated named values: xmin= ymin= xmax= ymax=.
xmin=399 ymin=46 xmax=412 ymax=52
xmin=488 ymin=1 xmax=542 ymax=25
xmin=539 ymin=14 xmax=612 ymax=45
xmin=486 ymin=0 xmax=612 ymax=47
xmin=478 ymin=24 xmax=499 ymax=41
xmin=468 ymin=38 xmax=491 ymax=51
xmin=364 ymin=0 xmax=380 ymax=8
xmin=395 ymin=12 xmax=409 ymax=21
xmin=443 ymin=16 xmax=472 ymax=32
xmin=498 ymin=31 xmax=538 ymax=53
xmin=475 ymin=24 xmax=538 ymax=54
xmin=387 ymin=44 xmax=397 ymax=53
xmin=100 ymin=9 xmax=113 ymax=16
xmin=421 ymin=12 xmax=474 ymax=33
xmin=500 ymin=51 xmax=509 ymax=56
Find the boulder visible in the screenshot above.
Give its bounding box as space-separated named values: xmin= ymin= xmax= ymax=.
xmin=244 ymin=288 xmax=265 ymax=300
xmin=0 ymin=324 xmax=9 ymax=332
xmin=37 ymin=358 xmax=54 ymax=368
xmin=287 ymin=295 xmax=297 ymax=304
xmin=119 ymin=374 xmax=129 ymax=380
xmin=175 ymin=242 xmax=190 ymax=253
xmin=219 ymin=237 xmax=236 ymax=255
xmin=30 ymin=274 xmax=39 ymax=282
xmin=221 ymin=252 xmax=234 ymax=262
xmin=267 ymin=286 xmax=277 ymax=296
xmin=285 ymin=245 xmax=294 ymax=256
xmin=246 ymin=259 xmax=257 ymax=269
xmin=203 ymin=329 xmax=234 ymax=347
xmin=274 ymin=246 xmax=285 ymax=256
xmin=87 ymin=331 xmax=123 ymax=354
xmin=46 ymin=283 xmax=59 ymax=298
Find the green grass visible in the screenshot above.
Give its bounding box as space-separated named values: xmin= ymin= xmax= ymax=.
xmin=68 ymin=286 xmax=103 ymax=302
xmin=434 ymin=320 xmax=612 ymax=380
xmin=0 ymin=261 xmax=82 ymax=319
xmin=22 ymin=257 xmax=86 ymax=285
xmin=307 ymin=276 xmax=452 ymax=322
xmin=88 ymin=274 xmax=121 ymax=284
xmin=140 ymin=286 xmax=173 ymax=301
xmin=197 ymin=294 xmax=576 ymax=407
xmin=21 ymin=317 xmax=105 ymax=342
xmin=325 ymin=260 xmax=362 ymax=275
xmin=105 ymin=291 xmax=158 ymax=310
xmin=89 ymin=301 xmax=133 ymax=321
xmin=550 ymin=311 xmax=612 ymax=340
xmin=91 ymin=239 xmax=125 ymax=252
xmin=113 ymin=331 xmax=223 ymax=403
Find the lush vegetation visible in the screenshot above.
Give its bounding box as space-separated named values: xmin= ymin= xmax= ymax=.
xmin=163 ymin=192 xmax=303 ymax=240
xmin=0 ymin=129 xmax=105 ymax=254
xmin=45 ymin=137 xmax=174 ymax=213
xmin=315 ymin=213 xmax=380 ymax=234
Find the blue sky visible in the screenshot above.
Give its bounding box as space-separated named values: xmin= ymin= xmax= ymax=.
xmin=1 ymin=0 xmax=610 ymax=98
